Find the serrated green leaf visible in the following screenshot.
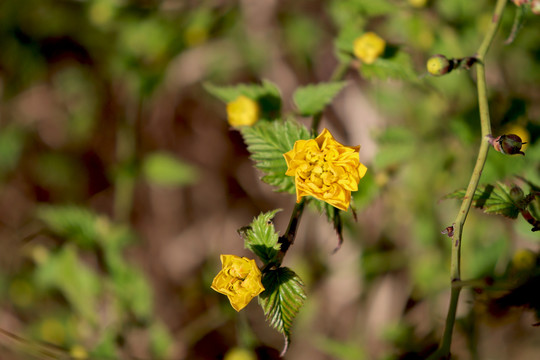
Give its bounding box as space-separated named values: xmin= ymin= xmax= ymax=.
xmin=36 ymin=205 xmax=99 ymax=248
xmin=240 ymin=120 xmax=311 ymax=193
xmin=242 ymin=209 xmax=282 ymax=264
xmin=293 ymin=81 xmax=347 ymax=116
xmin=445 ymin=182 xmax=521 ymax=219
xmin=142 ymin=152 xmax=198 ymax=186
xmin=204 ymin=80 xmax=282 ymax=119
xmin=360 ymin=51 xmax=417 ymax=81
xmin=259 ymin=267 xmax=306 ymax=355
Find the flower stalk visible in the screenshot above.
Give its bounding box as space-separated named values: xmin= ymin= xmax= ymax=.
xmin=431 ymin=0 xmax=508 ymax=358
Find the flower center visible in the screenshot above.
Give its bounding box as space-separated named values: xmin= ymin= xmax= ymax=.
xmin=298 ymin=148 xmax=340 ymax=193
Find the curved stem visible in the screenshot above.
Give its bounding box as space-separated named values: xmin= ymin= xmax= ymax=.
xmin=432 ymin=0 xmax=508 ymax=358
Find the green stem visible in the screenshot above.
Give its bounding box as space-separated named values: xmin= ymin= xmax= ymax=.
xmin=277 ymin=199 xmax=306 ymax=265
xmin=433 ymin=0 xmax=507 ymax=358
xmin=114 ymin=98 xmax=142 ymax=223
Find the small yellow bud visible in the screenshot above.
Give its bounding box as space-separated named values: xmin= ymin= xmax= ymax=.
xmin=224 ymin=348 xmax=257 ymax=360
xmin=511 ymin=249 xmax=536 ymax=272
xmin=426 ymin=54 xmax=451 ymax=76
xmin=409 ymin=0 xmax=428 ymax=8
xmin=353 ymin=32 xmax=386 ymax=64
xmin=226 ymin=96 xmax=259 ymax=127
xmin=70 ymin=345 xmax=89 ymax=359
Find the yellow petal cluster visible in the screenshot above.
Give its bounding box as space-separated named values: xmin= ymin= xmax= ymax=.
xmin=353 ymin=32 xmax=386 ymax=64
xmin=211 ymin=254 xmax=265 ymax=311
xmin=226 ymin=95 xmax=259 ymax=127
xmin=284 ymin=128 xmax=367 ymax=211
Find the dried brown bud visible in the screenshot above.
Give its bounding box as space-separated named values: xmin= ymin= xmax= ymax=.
xmin=486 ymin=134 xmax=526 ymax=156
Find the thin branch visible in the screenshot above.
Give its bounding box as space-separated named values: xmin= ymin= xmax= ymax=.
xmin=431 ymin=0 xmax=508 ymax=358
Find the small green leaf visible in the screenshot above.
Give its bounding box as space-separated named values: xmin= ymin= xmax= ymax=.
xmin=142 ymin=152 xmax=198 ymax=186
xmin=204 ymin=80 xmax=282 ymax=119
xmin=445 ymin=182 xmax=521 ymax=219
xmin=293 ymin=81 xmax=347 ymax=116
xmin=360 ymin=51 xmax=417 ymax=81
xmin=240 ymin=119 xmax=311 ymax=193
xmin=241 ymin=209 xmax=282 ymax=264
xmin=353 ymin=0 xmax=395 ymax=16
xmin=259 ymin=267 xmax=306 ymax=355
xmin=34 ymin=245 xmax=101 ymax=323
xmin=149 ymin=321 xmax=174 ymax=359
xmin=0 ymin=125 xmax=25 ymax=177
xmin=37 ymin=205 xmax=99 ymax=248
xmin=110 ymin=261 xmax=153 ymax=321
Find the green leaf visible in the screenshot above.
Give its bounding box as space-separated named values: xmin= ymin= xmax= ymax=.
xmin=149 ymin=321 xmax=174 ymax=359
xmin=360 ymin=51 xmax=417 ymax=81
xmin=111 ymin=260 xmax=154 ymax=321
xmin=352 ymin=0 xmax=396 ymax=16
xmin=240 ymin=119 xmax=311 ymax=193
xmin=34 ymin=245 xmax=101 ymax=323
xmin=0 ymin=125 xmax=25 ymax=177
xmin=293 ymin=81 xmax=347 ymax=116
xmin=241 ymin=209 xmax=282 ymax=264
xmin=445 ymin=182 xmax=521 ymax=219
xmin=259 ymin=267 xmax=306 ymax=355
xmin=142 ymin=152 xmax=198 ymax=186
xmin=204 ymin=80 xmax=282 ymax=119
xmin=36 ymin=205 xmax=100 ymax=248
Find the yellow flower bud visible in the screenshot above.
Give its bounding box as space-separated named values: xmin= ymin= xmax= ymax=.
xmin=211 ymin=255 xmax=265 ymax=311
xmin=353 ymin=32 xmax=386 ymax=64
xmin=224 ymin=348 xmax=257 ymax=360
xmin=511 ymin=249 xmax=536 ymax=272
xmin=226 ymin=96 xmax=259 ymax=127
xmin=426 ymin=54 xmax=451 ymax=76
xmin=283 ymin=128 xmax=367 ymax=211
xmin=409 ymin=0 xmax=428 ymax=7
xmin=70 ymin=345 xmax=89 ymax=359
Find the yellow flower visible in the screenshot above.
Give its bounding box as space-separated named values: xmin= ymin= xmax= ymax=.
xmin=283 ymin=128 xmax=367 ymax=211
xmin=408 ymin=0 xmax=428 ymax=8
xmin=211 ymin=255 xmax=265 ymax=311
xmin=353 ymin=32 xmax=386 ymax=64
xmin=227 ymin=95 xmax=259 ymax=127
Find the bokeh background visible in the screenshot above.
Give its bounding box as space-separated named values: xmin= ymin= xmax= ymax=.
xmin=1 ymin=0 xmax=540 ymax=359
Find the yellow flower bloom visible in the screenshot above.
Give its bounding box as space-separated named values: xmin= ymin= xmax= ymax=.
xmin=227 ymin=95 xmax=259 ymax=127
xmin=211 ymin=254 xmax=265 ymax=311
xmin=353 ymin=32 xmax=386 ymax=64
xmin=283 ymin=128 xmax=367 ymax=211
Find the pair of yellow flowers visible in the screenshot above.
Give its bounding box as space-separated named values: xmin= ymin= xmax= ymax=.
xmin=213 ymin=32 xmax=380 ymax=311
xmin=213 ymin=129 xmax=367 ymax=311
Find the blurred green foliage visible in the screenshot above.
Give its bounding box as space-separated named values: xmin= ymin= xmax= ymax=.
xmin=0 ymin=0 xmax=539 ymax=359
